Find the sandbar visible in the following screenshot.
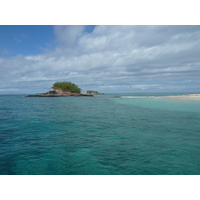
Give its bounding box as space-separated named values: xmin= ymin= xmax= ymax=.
xmin=167 ymin=94 xmax=200 ymax=100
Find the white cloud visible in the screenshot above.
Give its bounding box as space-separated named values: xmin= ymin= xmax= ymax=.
xmin=14 ymin=37 xmax=21 ymax=43
xmin=54 ymin=25 xmax=85 ymax=48
xmin=1 ymin=25 xmax=200 ymax=94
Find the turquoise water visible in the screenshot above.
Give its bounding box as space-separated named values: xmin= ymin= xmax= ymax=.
xmin=0 ymin=93 xmax=200 ymax=175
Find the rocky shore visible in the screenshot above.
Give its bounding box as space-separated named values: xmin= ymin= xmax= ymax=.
xmin=82 ymin=90 xmax=104 ymax=95
xmin=27 ymin=90 xmax=93 ymax=97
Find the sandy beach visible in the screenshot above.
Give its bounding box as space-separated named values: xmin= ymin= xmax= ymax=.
xmin=167 ymin=94 xmax=200 ymax=100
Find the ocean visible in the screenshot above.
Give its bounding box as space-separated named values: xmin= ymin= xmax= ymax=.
xmin=0 ymin=93 xmax=200 ymax=175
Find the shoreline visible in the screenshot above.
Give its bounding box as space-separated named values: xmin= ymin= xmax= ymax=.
xmin=26 ymin=90 xmax=93 ymax=97
xmin=166 ymin=94 xmax=200 ymax=100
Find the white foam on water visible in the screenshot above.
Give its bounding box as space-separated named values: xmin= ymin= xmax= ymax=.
xmin=121 ymin=96 xmax=147 ymax=98
xmin=120 ymin=96 xmax=160 ymax=99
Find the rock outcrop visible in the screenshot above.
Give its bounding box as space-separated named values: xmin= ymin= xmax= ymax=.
xmin=82 ymin=90 xmax=104 ymax=95
xmin=27 ymin=90 xmax=93 ymax=97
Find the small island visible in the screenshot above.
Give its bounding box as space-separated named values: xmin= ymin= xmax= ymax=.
xmin=27 ymin=81 xmax=94 ymax=97
xmin=82 ymin=90 xmax=104 ymax=95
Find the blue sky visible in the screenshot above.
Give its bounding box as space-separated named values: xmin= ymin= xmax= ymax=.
xmin=0 ymin=25 xmax=96 ymax=57
xmin=0 ymin=26 xmax=56 ymax=57
xmin=0 ymin=25 xmax=200 ymax=94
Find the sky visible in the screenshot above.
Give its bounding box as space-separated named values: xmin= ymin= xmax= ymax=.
xmin=0 ymin=25 xmax=200 ymax=94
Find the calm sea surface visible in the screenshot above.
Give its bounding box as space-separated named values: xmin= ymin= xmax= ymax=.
xmin=0 ymin=93 xmax=200 ymax=175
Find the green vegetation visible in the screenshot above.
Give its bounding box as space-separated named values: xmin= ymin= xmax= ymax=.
xmin=52 ymin=81 xmax=81 ymax=93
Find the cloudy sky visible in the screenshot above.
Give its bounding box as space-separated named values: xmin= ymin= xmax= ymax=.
xmin=0 ymin=25 xmax=200 ymax=94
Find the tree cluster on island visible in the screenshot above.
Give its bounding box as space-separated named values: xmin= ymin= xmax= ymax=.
xmin=52 ymin=81 xmax=81 ymax=93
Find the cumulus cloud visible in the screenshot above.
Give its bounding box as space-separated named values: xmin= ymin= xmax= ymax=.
xmin=54 ymin=25 xmax=85 ymax=48
xmin=1 ymin=25 xmax=200 ymax=94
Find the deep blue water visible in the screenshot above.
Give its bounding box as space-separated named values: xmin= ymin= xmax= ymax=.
xmin=0 ymin=93 xmax=200 ymax=175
